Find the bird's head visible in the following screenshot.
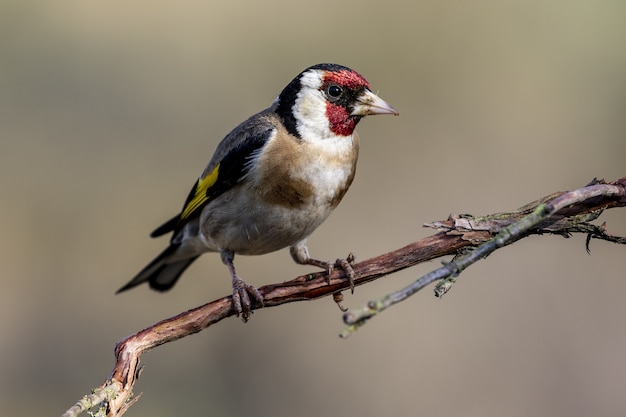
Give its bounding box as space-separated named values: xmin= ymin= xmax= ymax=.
xmin=276 ymin=63 xmax=398 ymax=140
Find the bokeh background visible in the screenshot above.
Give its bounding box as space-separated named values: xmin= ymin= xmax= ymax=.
xmin=2 ymin=1 xmax=625 ymax=416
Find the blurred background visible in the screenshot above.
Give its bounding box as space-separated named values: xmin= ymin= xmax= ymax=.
xmin=2 ymin=1 xmax=625 ymax=416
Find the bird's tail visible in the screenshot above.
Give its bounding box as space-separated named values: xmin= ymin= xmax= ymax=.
xmin=116 ymin=244 xmax=200 ymax=293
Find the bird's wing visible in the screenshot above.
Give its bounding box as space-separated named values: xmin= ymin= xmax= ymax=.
xmin=151 ymin=111 xmax=277 ymax=238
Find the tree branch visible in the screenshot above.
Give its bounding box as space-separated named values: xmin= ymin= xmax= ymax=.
xmin=341 ymin=178 xmax=626 ymax=336
xmin=61 ymin=177 xmax=626 ymax=417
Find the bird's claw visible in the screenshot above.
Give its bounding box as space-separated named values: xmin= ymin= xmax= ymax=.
xmin=333 ymin=291 xmax=349 ymax=312
xmin=231 ymin=277 xmax=264 ymax=322
xmin=325 ymin=253 xmax=356 ymax=293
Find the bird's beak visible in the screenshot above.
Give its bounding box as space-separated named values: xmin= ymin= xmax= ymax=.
xmin=351 ymin=89 xmax=399 ymax=117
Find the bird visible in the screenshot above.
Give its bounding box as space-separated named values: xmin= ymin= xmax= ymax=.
xmin=117 ymin=63 xmax=399 ymax=321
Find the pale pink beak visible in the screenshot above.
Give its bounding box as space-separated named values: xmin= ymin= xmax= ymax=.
xmin=351 ymin=89 xmax=399 ymax=116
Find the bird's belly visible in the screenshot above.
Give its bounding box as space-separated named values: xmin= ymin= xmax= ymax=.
xmin=198 ymin=189 xmax=335 ymax=256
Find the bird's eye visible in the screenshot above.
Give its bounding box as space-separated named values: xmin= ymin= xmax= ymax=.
xmin=327 ymin=84 xmax=343 ymax=99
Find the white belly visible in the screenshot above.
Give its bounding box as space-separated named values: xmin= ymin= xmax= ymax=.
xmin=198 ymin=186 xmax=335 ymax=255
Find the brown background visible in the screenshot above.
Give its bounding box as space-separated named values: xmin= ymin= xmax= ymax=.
xmin=2 ymin=1 xmax=625 ymax=416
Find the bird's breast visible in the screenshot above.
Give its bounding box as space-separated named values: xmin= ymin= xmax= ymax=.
xmin=197 ymin=129 xmax=360 ymax=255
xmin=253 ymin=130 xmax=359 ymax=211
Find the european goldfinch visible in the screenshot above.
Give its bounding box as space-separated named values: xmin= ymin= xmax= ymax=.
xmin=117 ymin=63 xmax=398 ymax=321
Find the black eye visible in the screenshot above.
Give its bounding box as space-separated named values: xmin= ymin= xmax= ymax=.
xmin=327 ymin=84 xmax=343 ymax=99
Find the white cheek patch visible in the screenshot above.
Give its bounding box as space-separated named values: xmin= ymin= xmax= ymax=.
xmin=292 ymin=71 xmax=333 ymax=141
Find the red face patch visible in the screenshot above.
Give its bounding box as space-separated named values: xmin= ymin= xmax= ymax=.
xmin=326 ymin=103 xmax=357 ymax=136
xmin=323 ymin=69 xmax=370 ymax=90
xmin=322 ymin=69 xmax=369 ymax=136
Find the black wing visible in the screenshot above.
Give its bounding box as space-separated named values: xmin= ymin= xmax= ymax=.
xmin=151 ymin=127 xmax=274 ymax=238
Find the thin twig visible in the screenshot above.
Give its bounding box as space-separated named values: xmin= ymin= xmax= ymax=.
xmin=340 ymin=180 xmax=626 ymax=337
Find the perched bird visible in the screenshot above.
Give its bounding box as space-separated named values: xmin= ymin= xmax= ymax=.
xmin=117 ymin=63 xmax=398 ymax=321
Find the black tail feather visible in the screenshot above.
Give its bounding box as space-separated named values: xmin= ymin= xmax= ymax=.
xmin=147 ymin=257 xmax=199 ymax=291
xmin=116 ymin=244 xmax=199 ymax=293
xmin=150 ymin=215 xmax=179 ymax=238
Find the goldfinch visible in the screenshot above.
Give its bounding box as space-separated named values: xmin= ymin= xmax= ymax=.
xmin=117 ymin=63 xmax=398 ymax=321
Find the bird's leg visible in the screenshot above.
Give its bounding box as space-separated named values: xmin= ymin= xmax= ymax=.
xmin=221 ymin=250 xmax=264 ymax=322
xmin=289 ymin=241 xmax=357 ymax=293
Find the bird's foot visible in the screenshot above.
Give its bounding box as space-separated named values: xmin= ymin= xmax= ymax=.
xmin=332 ymin=253 xmax=356 ymax=293
xmin=307 ymin=253 xmax=357 ymax=293
xmin=231 ymin=276 xmax=264 ymax=322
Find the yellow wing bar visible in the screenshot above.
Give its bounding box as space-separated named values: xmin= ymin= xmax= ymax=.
xmin=181 ymin=163 xmax=220 ymax=220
